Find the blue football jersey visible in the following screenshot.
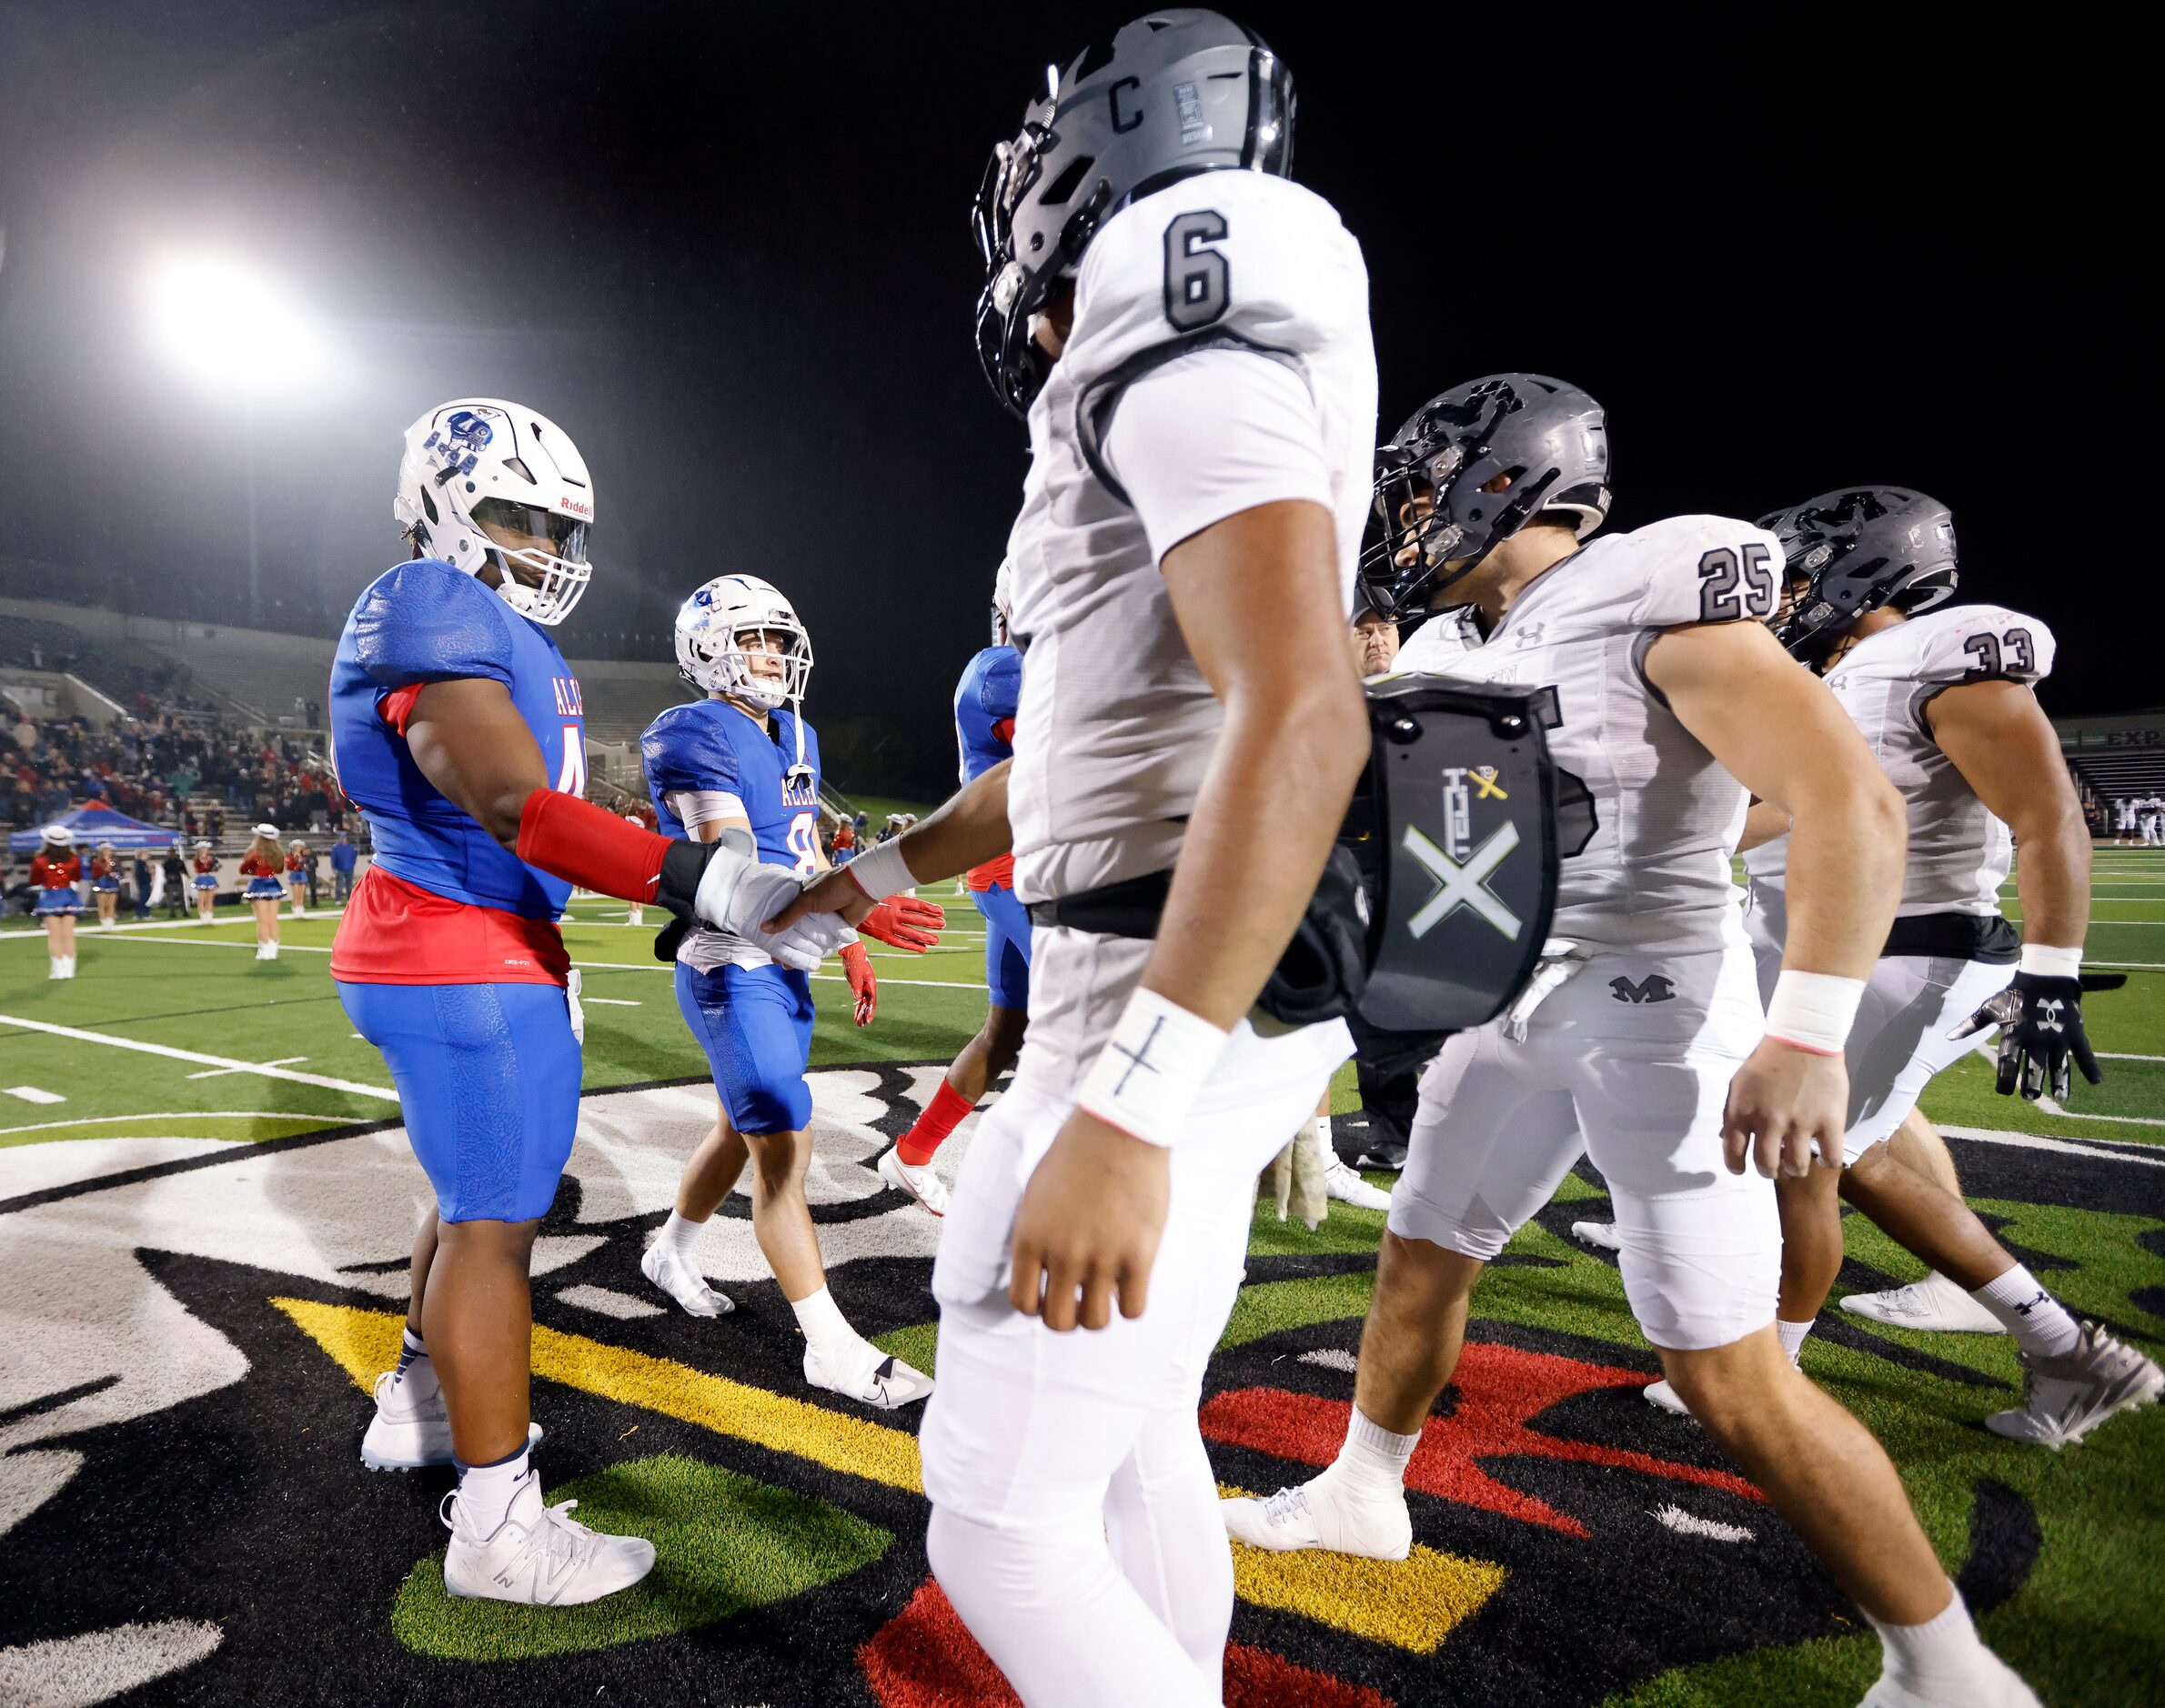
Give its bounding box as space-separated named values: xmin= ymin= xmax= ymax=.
xmin=641 ymin=698 xmax=823 ymax=877
xmin=953 ymin=644 xmax=1022 ymax=784
xmin=330 ymin=560 xmax=587 ymax=918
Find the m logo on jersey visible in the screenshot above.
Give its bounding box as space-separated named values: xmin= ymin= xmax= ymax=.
xmin=1608 ymin=973 xmax=1677 ymax=1004
xmin=1404 ymin=822 xmax=1522 ymax=941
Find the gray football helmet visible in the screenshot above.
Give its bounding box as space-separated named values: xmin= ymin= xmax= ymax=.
xmin=970 ymin=9 xmax=1295 ymax=416
xmin=1757 ymin=487 xmax=1958 ymax=662
xmin=1359 ymin=375 xmax=1610 ymax=618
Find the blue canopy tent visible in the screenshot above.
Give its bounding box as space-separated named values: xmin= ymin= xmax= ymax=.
xmin=8 ymin=802 xmax=182 ymax=856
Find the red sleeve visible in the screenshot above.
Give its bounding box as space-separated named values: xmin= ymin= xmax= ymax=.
xmin=378 ymin=683 xmax=425 ymax=736
xmin=515 ymin=789 xmax=675 ymax=901
xmin=992 ymin=718 xmax=1016 ymax=747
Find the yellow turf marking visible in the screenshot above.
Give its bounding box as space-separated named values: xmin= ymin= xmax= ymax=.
xmin=273 ymin=1298 xmax=922 ymax=1493
xmin=1218 ymin=1482 xmax=1507 ymax=1653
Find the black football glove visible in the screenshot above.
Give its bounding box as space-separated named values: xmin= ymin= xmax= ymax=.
xmin=1949 ymin=972 xmax=2102 ymax=1101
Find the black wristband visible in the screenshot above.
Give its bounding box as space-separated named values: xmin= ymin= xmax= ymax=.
xmin=654 ymin=839 xmax=712 ymax=918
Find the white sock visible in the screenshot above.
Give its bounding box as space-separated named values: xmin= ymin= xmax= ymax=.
xmin=790 ymin=1284 xmax=853 ymax=1355
xmin=1974 ymin=1265 xmax=2081 ymax=1360
xmin=1332 ymin=1406 xmax=1420 ymax=1501
xmin=267 ymin=940 xmax=278 ymax=959
xmin=1314 ymin=1114 xmax=1334 ymax=1150
xmin=657 ymin=1210 xmax=705 ymax=1261
xmin=1870 ymin=1582 xmax=1987 ymax=1686
xmin=455 ymin=1446 xmax=534 ymax=1534
xmin=1777 ymin=1318 xmax=1814 ymax=1363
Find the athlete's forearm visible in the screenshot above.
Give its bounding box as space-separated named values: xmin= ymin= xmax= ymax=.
xmin=884 ymin=760 xmax=1012 ymax=886
xmin=1737 ymin=798 xmax=1792 ymax=853
xmin=1779 ymin=770 xmax=1906 ymax=977
xmin=2009 ymin=801 xmax=2091 ymax=949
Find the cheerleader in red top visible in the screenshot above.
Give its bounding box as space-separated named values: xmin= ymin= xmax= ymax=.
xmin=89 ymin=840 xmax=122 ymax=929
xmin=29 ymin=824 xmax=83 ymax=980
xmin=192 ymin=839 xmax=219 ymax=923
xmin=239 ymin=824 xmax=287 ymax=961
xmin=284 ymin=839 xmax=309 ymax=919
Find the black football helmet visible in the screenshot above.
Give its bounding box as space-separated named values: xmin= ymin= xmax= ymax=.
xmin=1359 ymin=375 xmax=1609 ymax=619
xmin=970 ymin=9 xmax=1295 ymax=417
xmin=1757 ymin=487 xmax=1958 ymax=662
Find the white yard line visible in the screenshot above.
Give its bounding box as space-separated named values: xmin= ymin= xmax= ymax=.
xmin=0 ymin=1014 xmax=397 ymax=1100
xmin=2099 ymin=1050 xmax=2165 ymax=1063
xmin=3 ymin=1086 xmax=65 ymax=1105
xmin=0 ymin=1110 xmax=327 ymax=1139
xmin=581 ymin=997 xmax=640 ymax=1007
xmin=185 ymin=1056 xmax=307 ymax=1080
xmin=0 ymin=909 xmax=343 ymax=942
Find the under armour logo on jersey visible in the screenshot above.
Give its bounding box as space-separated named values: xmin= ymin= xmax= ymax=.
xmin=1404 ymin=822 xmax=1521 ymax=940
xmin=1609 ymin=973 xmax=1677 ymax=1004
xmin=1513 ymin=622 xmax=1546 ymax=648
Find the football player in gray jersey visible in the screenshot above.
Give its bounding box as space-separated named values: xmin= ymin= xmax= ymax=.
xmin=773 ymin=14 xmax=1376 ymax=1703
xmin=1224 ymin=386 xmax=2043 ymax=1708
xmin=1713 ymin=488 xmax=2159 ymax=1450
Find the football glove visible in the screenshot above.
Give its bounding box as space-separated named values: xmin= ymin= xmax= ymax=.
xmin=860 ymin=895 xmax=945 ymax=953
xmin=841 ymin=940 xmax=876 ymax=1026
xmin=654 ymin=831 xmax=853 ymax=973
xmin=1948 ymin=971 xmax=2102 ymax=1101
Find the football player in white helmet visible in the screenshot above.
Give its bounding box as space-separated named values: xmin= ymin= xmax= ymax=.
xmin=639 ymin=574 xmax=945 ymax=1408
xmin=392 ymin=398 xmax=596 ymax=627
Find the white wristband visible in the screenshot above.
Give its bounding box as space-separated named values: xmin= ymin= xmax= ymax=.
xmin=2019 ymin=943 xmax=2082 ymax=979
xmin=1074 ymin=988 xmax=1233 ymax=1149
xmin=842 ymin=839 xmax=916 ymax=902
xmin=1765 ymin=970 xmax=1866 ymax=1057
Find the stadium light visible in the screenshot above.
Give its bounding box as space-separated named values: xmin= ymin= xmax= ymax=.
xmin=143 ymin=251 xmax=333 ymax=397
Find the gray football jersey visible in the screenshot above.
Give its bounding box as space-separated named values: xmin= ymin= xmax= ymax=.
xmin=1003 ymin=170 xmax=1377 ymax=907
xmin=1423 ymin=515 xmax=1783 ymax=955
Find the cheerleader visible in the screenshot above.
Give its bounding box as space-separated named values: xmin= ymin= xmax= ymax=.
xmin=191 ymin=839 xmax=220 ymax=921
xmin=285 ymin=839 xmax=308 ymax=919
xmin=239 ymin=824 xmax=287 ymax=960
xmin=88 ymin=840 xmax=122 ymax=929
xmin=29 ymin=825 xmax=83 ymax=980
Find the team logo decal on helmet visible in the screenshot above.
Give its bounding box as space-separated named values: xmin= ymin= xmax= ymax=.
xmin=393 ymin=397 xmax=595 ymax=627
xmin=1756 ymin=487 xmax=1958 ymax=662
xmin=1361 ymin=374 xmax=1609 ymax=619
xmin=675 ymin=575 xmax=815 ymax=712
xmin=970 ymin=9 xmax=1295 ymax=416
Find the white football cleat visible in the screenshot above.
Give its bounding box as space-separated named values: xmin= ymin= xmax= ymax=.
xmin=1570 ymin=1221 xmax=1622 ymax=1251
xmin=362 ymin=1369 xmax=542 ymax=1471
xmin=640 ymin=1238 xmax=735 ymax=1318
xmin=1643 ymin=1378 xmax=1693 ymax=1419
xmin=1323 ymin=1158 xmax=1393 ymax=1211
xmin=1986 ymin=1321 xmax=2163 ymax=1448
xmin=803 ymin=1337 xmax=933 ymax=1410
xmin=1221 ymin=1476 xmax=1412 ymax=1561
xmin=441 ymin=1476 xmax=655 ymax=1606
xmin=877 ymin=1146 xmax=948 ymax=1217
xmin=1858 ymin=1648 xmax=2043 ymax=1706
xmin=1842 ymin=1272 xmax=2006 ymax=1334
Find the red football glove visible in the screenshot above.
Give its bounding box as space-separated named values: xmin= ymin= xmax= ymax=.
xmin=841 ymin=940 xmax=876 ymax=1026
xmin=860 ymin=895 xmax=945 ymax=953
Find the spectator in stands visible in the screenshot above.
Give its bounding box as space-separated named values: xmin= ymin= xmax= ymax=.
xmin=132 ymin=849 xmax=154 ymax=919
xmin=330 ymin=830 xmax=357 ymax=902
xmin=240 ymin=825 xmax=286 ymax=959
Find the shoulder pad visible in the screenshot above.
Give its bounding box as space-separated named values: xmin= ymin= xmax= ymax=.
xmin=1909 ymin=605 xmax=2056 ymax=687
xmin=1062 ymin=174 xmax=1368 ymax=402
xmin=639 ymin=701 xmax=741 ymax=795
xmin=350 ymin=561 xmax=515 ymax=689
xmin=1624 ymin=515 xmax=1786 ymax=630
xmin=971 ymin=647 xmax=1022 ymax=720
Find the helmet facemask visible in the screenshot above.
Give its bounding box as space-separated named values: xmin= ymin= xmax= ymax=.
xmin=468 ymin=497 xmax=592 ymax=627
xmin=677 ymin=592 xmax=814 ymax=713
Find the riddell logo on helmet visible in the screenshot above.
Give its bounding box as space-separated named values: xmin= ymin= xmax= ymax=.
xmin=559 ymin=495 xmax=593 ymax=517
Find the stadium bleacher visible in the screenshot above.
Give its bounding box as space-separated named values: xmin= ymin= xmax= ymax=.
xmin=0 ymin=613 xmax=144 ymax=711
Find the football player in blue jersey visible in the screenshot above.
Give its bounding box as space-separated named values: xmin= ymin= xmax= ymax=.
xmin=881 ymin=563 xmax=1030 ymax=1216
xmin=639 ymin=574 xmax=945 ymax=1408
xmin=335 ymin=399 xmax=851 ymax=1607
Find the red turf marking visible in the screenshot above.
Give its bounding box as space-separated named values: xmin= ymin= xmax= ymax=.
xmin=860 ymin=1581 xmax=1392 ymax=1707
xmin=1201 ymin=1340 xmax=1763 ymax=1539
xmin=859 ymin=1580 xmax=1019 ymax=1707
xmin=1224 ymin=1643 xmax=1395 ymax=1707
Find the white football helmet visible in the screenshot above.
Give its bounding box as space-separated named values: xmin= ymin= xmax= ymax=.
xmin=991 ymin=557 xmax=1013 ymax=646
xmin=394 ymin=397 xmax=595 ymax=627
xmin=675 ymin=575 xmax=813 ymax=712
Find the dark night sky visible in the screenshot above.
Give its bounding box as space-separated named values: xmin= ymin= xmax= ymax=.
xmin=0 ymin=3 xmax=2150 ymax=793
